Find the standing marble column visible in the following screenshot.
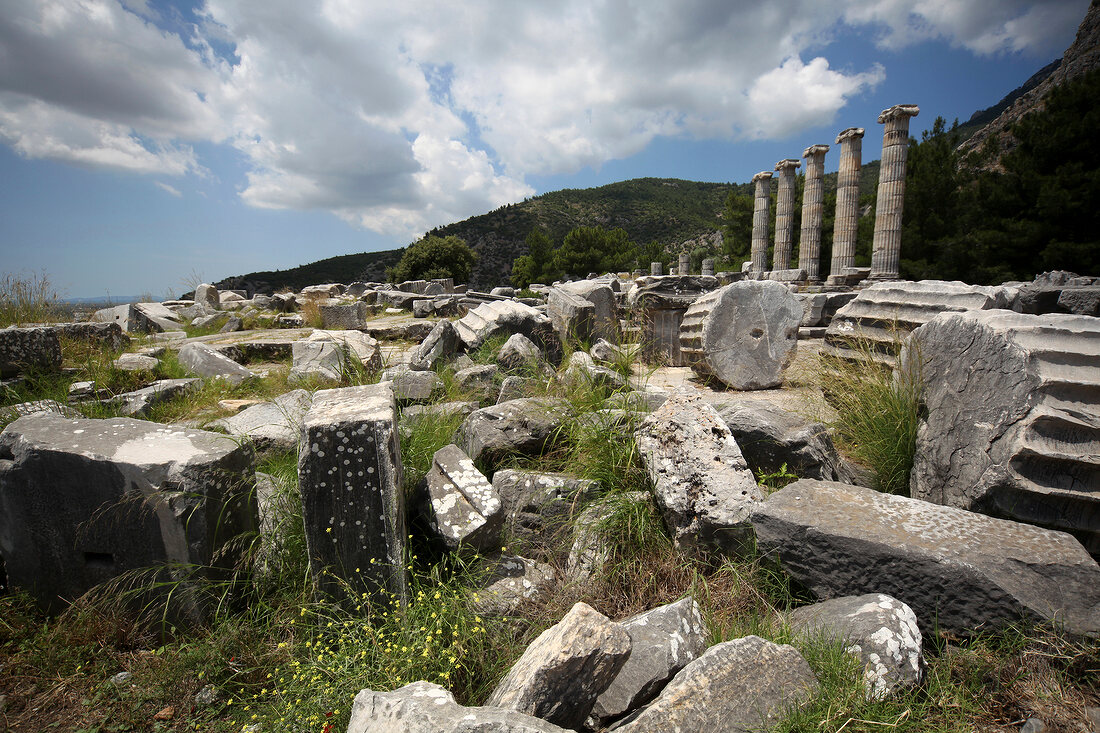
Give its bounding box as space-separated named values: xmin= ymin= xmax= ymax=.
xmin=772 ymin=159 xmax=801 ymax=271
xmin=870 ymin=104 xmax=919 ymax=280
xmin=650 ymin=261 xmax=663 ymax=276
xmin=750 ymin=171 xmax=773 ymax=273
xmin=830 ymin=127 xmax=864 ymax=279
xmin=798 ymin=144 xmax=829 ymax=281
xmin=701 ymin=258 xmax=715 ymax=276
xmin=679 ymin=253 xmax=691 ymax=276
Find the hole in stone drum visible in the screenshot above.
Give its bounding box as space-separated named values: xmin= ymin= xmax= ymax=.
xmin=751 ymin=328 xmax=764 ymax=338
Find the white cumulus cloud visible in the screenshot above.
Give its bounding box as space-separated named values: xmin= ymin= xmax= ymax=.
xmin=0 ymin=0 xmax=1088 ymax=240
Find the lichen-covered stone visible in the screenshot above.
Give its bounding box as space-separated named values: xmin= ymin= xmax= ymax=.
xmin=0 ymin=326 xmax=61 ymax=378
xmin=458 ymin=398 xmax=571 ymax=467
xmin=636 ymin=394 xmax=763 ymax=556
xmin=423 ymin=444 xmax=502 ymax=553
xmin=789 ymin=593 xmax=924 ymax=699
xmin=298 ymin=383 xmax=406 ymax=606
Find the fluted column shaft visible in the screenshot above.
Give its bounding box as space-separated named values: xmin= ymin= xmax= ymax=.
xmin=773 ymin=159 xmax=801 ymax=271
xmin=798 ymin=145 xmax=829 ymax=281
xmin=830 ymin=127 xmax=864 ymax=277
xmin=678 ymin=253 xmax=691 ymax=276
xmin=870 ymin=104 xmax=919 ymax=280
xmin=750 ymin=171 xmax=773 ymax=273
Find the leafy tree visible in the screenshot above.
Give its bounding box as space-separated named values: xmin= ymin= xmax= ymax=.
xmin=511 ymin=228 xmax=555 ymax=288
xmin=636 ymin=240 xmax=671 ymax=271
xmin=553 ymin=226 xmax=636 ymax=277
xmin=387 ymin=235 xmax=477 ymax=283
xmin=900 ymin=117 xmax=963 ymax=280
xmin=721 ymin=192 xmax=753 ymax=267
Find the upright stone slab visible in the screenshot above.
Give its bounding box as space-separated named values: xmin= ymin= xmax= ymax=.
xmin=870 ymin=104 xmax=919 ymax=280
xmin=194 ymin=284 xmax=220 ymax=310
xmin=823 ymin=279 xmax=1017 ymax=364
xmin=829 ymin=127 xmax=864 ymax=282
xmin=298 ymin=383 xmax=407 ymax=606
xmin=611 ymin=635 xmax=818 ymax=733
xmin=772 ymin=158 xmax=801 ymax=271
xmin=408 ymin=319 xmax=460 ymax=371
xmin=422 ymin=444 xmax=502 ymax=554
xmin=751 ymin=479 xmax=1100 ymax=636
xmin=318 ymin=300 xmax=371 ymax=330
xmin=558 ymin=280 xmax=619 ymax=343
xmin=679 ymin=280 xmax=801 ymax=390
xmin=0 ymin=326 xmax=61 ymax=378
xmin=750 ymin=171 xmax=773 ymax=274
xmin=636 ymin=394 xmax=763 ymax=556
xmin=547 ymin=287 xmax=596 ymax=342
xmin=907 ymin=310 xmax=1100 ymax=556
xmin=487 ymin=601 xmax=632 ymax=729
xmin=0 ymin=414 xmax=257 ymax=619
xmin=799 ymin=144 xmax=829 ymax=281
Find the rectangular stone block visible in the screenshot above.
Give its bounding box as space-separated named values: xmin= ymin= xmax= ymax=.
xmin=299 ymin=383 xmax=407 ymax=606
xmin=0 ymin=414 xmax=258 ymax=621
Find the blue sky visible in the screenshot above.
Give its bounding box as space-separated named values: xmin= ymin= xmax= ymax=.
xmin=0 ymin=0 xmax=1089 ymax=298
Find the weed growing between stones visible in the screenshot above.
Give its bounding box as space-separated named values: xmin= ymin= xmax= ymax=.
xmin=817 ymin=333 xmax=923 ymax=495
xmin=0 ymin=271 xmax=63 ymax=327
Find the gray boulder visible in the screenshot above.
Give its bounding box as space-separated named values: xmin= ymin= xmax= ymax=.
xmin=109 ymin=378 xmax=200 ymax=417
xmin=493 ymin=470 xmax=600 ymax=558
xmin=611 ymin=635 xmax=818 ymax=732
xmin=0 ymin=413 xmax=257 ymax=620
xmin=48 ymin=322 xmax=128 ymax=352
xmin=178 ymin=342 xmax=254 ymax=385
xmin=561 ymin=351 xmax=628 ymax=390
xmin=289 ymin=341 xmax=343 ymax=382
xmin=306 ymin=329 xmax=382 ymax=371
xmin=0 ymin=326 xmax=61 ymax=378
xmin=408 ymin=320 xmax=461 ymax=371
xmin=112 ymin=353 xmax=159 ymax=371
xmin=498 ymin=333 xmax=542 ymax=371
xmin=789 ymin=593 xmax=924 ymax=700
xmin=487 ymin=601 xmax=632 ymax=729
xmin=218 ymin=316 xmax=243 ymax=333
xmin=679 ymin=280 xmax=801 ymax=390
xmin=636 ymin=394 xmax=763 ymax=557
xmin=751 ymin=479 xmax=1100 ymax=637
xmin=454 ymin=364 xmax=500 ymax=400
xmin=716 ymin=402 xmax=864 ymax=484
xmin=458 ymin=398 xmax=572 ymax=466
xmin=347 ymin=682 xmax=570 ymax=733
xmin=318 ymin=300 xmax=371 ymax=329
xmin=907 ymin=310 xmax=1100 ymax=556
xmin=422 ymin=444 xmax=503 ymax=554
xmin=497 ymin=376 xmax=534 ymax=403
xmin=593 ymin=597 xmax=710 ymax=723
xmin=210 ymin=389 xmax=314 ymax=453
xmin=380 ymin=365 xmax=441 ymax=403
xmin=474 ymin=554 xmax=557 ymax=617
xmin=298 ymin=384 xmax=407 ymax=606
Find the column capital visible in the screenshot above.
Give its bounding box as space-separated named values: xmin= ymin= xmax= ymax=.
xmin=802 ymin=144 xmax=830 ymax=159
xmin=751 ymin=171 xmax=773 ymax=183
xmin=877 ymin=104 xmax=920 ymax=123
xmin=774 ymin=158 xmax=801 ymax=172
xmin=836 ymin=127 xmax=864 ymax=144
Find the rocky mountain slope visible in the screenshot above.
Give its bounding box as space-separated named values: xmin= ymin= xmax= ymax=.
xmin=957 ymin=0 xmax=1100 ymax=166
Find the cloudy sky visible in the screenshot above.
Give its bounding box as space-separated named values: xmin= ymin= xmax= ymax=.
xmin=0 ymin=0 xmax=1089 ymax=298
